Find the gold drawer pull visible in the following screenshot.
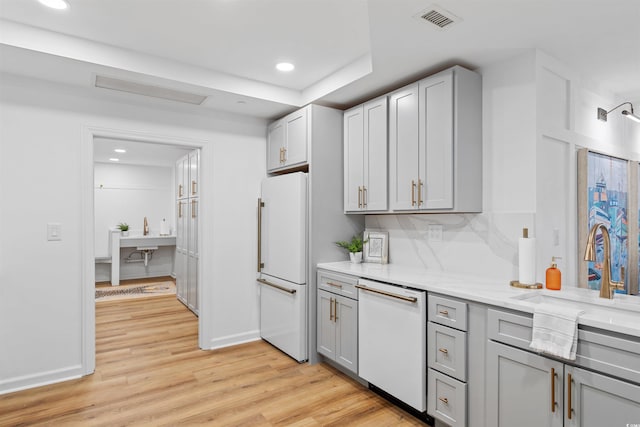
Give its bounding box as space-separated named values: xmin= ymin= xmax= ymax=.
xmin=551 ymin=368 xmax=557 ymax=413
xmin=439 ymin=397 xmax=449 ymax=404
xmin=326 ymin=281 xmax=343 ymax=289
xmin=439 ymin=310 xmax=449 ymax=316
xmin=438 ymin=348 xmax=449 ymax=355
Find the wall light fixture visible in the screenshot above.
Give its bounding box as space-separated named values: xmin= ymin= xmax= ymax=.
xmin=597 ymin=102 xmax=640 ymax=123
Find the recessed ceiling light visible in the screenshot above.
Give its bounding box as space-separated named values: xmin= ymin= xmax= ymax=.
xmin=38 ymin=0 xmax=69 ymax=10
xmin=114 ymin=149 xmax=126 ymax=153
xmin=276 ymin=62 xmax=295 ymax=72
xmin=109 ymin=158 xmax=120 ymax=162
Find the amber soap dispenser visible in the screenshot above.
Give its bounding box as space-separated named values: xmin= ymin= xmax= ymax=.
xmin=546 ymin=256 xmax=562 ymax=290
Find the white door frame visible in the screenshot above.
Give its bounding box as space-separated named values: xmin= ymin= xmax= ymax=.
xmin=81 ymin=126 xmax=212 ymax=375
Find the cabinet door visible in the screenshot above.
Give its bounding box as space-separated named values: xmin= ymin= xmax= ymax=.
xmin=188 ymin=198 xmax=198 ymax=257
xmin=317 ymin=290 xmax=337 ymax=360
xmin=419 ymin=70 xmax=453 ymax=210
xmin=175 ymin=249 xmax=187 ymax=305
xmin=335 ymin=294 xmax=358 ymax=373
xmin=284 ymin=108 xmax=307 ymax=167
xmin=267 ymin=119 xmax=284 ymax=171
xmin=566 ymin=366 xmax=640 ymax=427
xmin=188 ymin=150 xmax=199 ymax=197
xmin=187 ymin=254 xmax=198 ymax=314
xmin=176 ymin=200 xmax=187 ymax=251
xmin=389 ymin=84 xmax=420 ymax=211
xmin=176 ymin=155 xmax=189 ymax=199
xmin=486 ymin=341 xmax=563 ymax=427
xmin=344 ymin=105 xmax=364 ymax=212
xmin=363 ymin=97 xmax=388 ymax=211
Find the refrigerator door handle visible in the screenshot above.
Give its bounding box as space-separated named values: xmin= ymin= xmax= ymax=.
xmin=257 ymin=278 xmax=297 ymax=294
xmin=257 ymin=198 xmax=265 ymax=272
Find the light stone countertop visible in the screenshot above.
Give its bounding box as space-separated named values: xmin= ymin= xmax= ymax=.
xmin=317 ymin=261 xmax=640 ymax=339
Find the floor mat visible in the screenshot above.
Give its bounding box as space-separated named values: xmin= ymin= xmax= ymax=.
xmin=96 ymin=281 xmax=176 ymax=302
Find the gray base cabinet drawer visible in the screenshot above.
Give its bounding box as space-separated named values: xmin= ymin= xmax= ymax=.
xmin=428 ymin=368 xmax=467 ymax=427
xmin=318 ymin=269 xmax=358 ymax=299
xmin=429 ymin=294 xmax=468 ymax=331
xmin=487 ymin=308 xmax=532 ymax=350
xmin=576 ymin=328 xmax=640 ymax=384
xmin=428 ymin=322 xmax=467 ymax=382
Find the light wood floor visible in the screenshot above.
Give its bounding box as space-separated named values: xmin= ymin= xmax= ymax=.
xmin=1 ymin=296 xmax=428 ymax=426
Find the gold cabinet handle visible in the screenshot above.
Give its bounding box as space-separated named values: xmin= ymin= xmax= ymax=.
xmin=411 ymin=180 xmax=416 ymax=206
xmin=178 ymin=201 xmax=183 ymax=218
xmin=418 ymin=179 xmax=423 ymax=206
xmin=567 ymin=373 xmax=573 ymax=420
xmin=282 ymin=147 xmax=287 ymax=163
xmin=191 ymin=180 xmax=197 ymax=195
xmin=363 ymin=186 xmax=367 ymax=208
xmin=438 ymin=348 xmax=449 ymax=355
xmin=551 ymin=368 xmax=557 ymax=412
xmin=329 ymin=297 xmax=334 ymax=321
xmin=334 ymin=298 xmax=338 ymax=322
xmin=191 ymin=199 xmax=196 ymax=218
xmin=257 ymin=198 xmax=264 ymax=272
xmin=438 ymin=397 xmax=449 ymax=404
xmin=178 ymin=184 xmax=183 ymax=198
xmin=439 ymin=310 xmax=449 ymax=316
xmin=327 ymin=281 xmax=343 ymax=289
xmin=358 ymin=186 xmax=362 ymax=208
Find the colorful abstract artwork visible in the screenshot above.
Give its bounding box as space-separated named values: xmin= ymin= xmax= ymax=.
xmin=586 ymin=152 xmax=628 ymax=291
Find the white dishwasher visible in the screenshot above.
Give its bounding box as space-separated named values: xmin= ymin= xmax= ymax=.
xmin=357 ymin=278 xmax=427 ymax=412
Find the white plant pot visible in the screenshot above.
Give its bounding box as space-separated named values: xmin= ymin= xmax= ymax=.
xmin=349 ymin=252 xmax=363 ymax=263
xmin=121 ymin=230 xmax=129 ymax=237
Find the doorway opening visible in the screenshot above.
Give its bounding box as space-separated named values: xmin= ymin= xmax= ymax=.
xmin=81 ymin=127 xmax=208 ymax=375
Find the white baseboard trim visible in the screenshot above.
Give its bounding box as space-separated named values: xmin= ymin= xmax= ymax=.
xmin=0 ymin=364 xmax=84 ymax=395
xmin=203 ymin=330 xmax=261 ymax=351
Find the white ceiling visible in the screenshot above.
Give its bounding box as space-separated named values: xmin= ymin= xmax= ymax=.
xmin=94 ymin=137 xmax=192 ymax=166
xmin=1 ymin=0 xmax=639 ymax=120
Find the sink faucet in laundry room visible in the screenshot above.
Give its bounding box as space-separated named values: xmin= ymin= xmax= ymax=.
xmin=144 ymin=217 xmax=149 ymax=236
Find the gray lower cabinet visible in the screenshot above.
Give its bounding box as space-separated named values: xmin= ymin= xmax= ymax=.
xmin=487 ymin=308 xmax=640 ymax=426
xmin=317 ymin=289 xmax=358 ymax=373
xmin=486 ymin=340 xmax=564 ymax=427
xmin=566 ymin=365 xmax=640 ymax=427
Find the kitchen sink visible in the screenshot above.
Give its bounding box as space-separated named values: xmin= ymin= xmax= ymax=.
xmin=511 ymin=289 xmax=640 ymax=314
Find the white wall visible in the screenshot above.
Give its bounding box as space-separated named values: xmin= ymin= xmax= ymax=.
xmin=94 ymin=163 xmax=177 ymax=282
xmin=0 ymin=72 xmax=266 ymax=393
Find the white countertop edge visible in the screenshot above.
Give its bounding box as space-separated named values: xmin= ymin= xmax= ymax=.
xmin=317 ymin=261 xmax=640 ymax=338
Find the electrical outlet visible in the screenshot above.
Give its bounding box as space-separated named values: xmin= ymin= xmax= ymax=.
xmin=428 ymin=224 xmax=443 ymax=242
xmin=47 ymin=223 xmax=62 ymax=241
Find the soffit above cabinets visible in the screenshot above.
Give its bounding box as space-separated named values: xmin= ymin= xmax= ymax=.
xmin=1 ymin=0 xmax=638 ymax=119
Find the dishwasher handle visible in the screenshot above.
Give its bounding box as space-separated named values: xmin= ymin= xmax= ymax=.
xmin=356 ymin=284 xmax=418 ymax=303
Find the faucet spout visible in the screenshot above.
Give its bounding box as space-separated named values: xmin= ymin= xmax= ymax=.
xmin=144 ymin=217 xmax=149 ymax=236
xmin=584 ymin=223 xmax=625 ymax=299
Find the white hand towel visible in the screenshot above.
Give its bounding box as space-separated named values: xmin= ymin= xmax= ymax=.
xmin=529 ymin=303 xmax=584 ymax=360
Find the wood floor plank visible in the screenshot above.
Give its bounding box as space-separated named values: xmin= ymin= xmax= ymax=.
xmin=0 ymin=295 xmax=428 ymax=426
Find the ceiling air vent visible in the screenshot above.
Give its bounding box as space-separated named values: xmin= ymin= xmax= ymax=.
xmin=415 ymin=6 xmax=461 ymax=30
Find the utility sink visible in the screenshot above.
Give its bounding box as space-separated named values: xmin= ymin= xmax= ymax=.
xmin=119 ymin=235 xmax=176 ymax=248
xmin=511 ymin=289 xmax=640 ymax=314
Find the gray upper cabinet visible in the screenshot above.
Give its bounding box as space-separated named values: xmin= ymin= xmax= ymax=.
xmin=343 ymin=96 xmax=388 ymax=212
xmin=267 ymin=107 xmax=308 ymax=172
xmin=389 ymin=66 xmax=482 ymax=213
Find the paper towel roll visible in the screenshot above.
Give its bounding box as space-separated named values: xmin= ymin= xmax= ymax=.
xmin=518 ymin=236 xmax=536 ymax=285
xmin=160 ymin=219 xmax=169 ymax=236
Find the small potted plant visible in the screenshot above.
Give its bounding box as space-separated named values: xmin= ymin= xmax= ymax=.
xmin=117 ymin=222 xmax=130 ymax=237
xmin=335 ymin=235 xmax=367 ymax=263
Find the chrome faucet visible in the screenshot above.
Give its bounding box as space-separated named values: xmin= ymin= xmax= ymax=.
xmin=584 ymin=223 xmax=625 ymax=299
xmin=143 ymin=217 xmax=149 ymax=236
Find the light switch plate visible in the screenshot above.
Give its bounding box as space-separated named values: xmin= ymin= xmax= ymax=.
xmin=428 ymin=224 xmax=443 ymax=242
xmin=47 ymin=223 xmax=62 ymax=241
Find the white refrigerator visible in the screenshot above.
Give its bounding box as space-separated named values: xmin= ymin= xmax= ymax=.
xmin=257 ymin=172 xmax=308 ymax=362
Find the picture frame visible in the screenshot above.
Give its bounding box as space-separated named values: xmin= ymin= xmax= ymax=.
xmin=363 ymin=230 xmax=389 ymax=264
